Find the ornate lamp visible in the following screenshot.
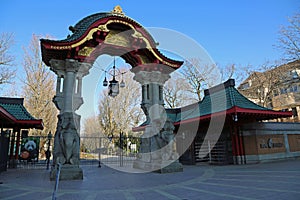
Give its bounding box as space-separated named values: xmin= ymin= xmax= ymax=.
xmin=103 ymin=57 xmax=126 ymax=97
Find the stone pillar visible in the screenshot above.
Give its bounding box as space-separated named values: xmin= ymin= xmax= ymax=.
xmin=49 ymin=59 xmax=92 ymax=180
xmin=133 ymin=70 xmax=168 ymax=122
xmin=132 ymin=69 xmax=183 ymax=173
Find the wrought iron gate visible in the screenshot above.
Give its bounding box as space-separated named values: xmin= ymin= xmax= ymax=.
xmin=80 ymin=134 xmax=140 ymax=167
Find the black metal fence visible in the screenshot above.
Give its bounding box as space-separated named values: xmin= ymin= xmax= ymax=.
xmin=1 ymin=132 xmax=141 ymax=170
xmin=80 ymin=134 xmax=140 ymax=167
xmin=15 ymin=134 xmax=54 ymax=169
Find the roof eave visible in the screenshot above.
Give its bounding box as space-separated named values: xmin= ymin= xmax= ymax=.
xmin=16 ymin=119 xmax=44 ymax=130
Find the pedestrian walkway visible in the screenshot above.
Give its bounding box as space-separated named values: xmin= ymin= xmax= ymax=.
xmin=1 ymin=159 xmax=300 ymax=200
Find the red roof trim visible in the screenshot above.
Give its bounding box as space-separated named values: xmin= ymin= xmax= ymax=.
xmin=132 ymin=125 xmax=146 ymax=132
xmin=0 ymin=106 xmax=43 ymax=129
xmin=174 ymin=106 xmax=292 ymax=126
xmin=15 ymin=119 xmax=44 ymax=130
xmin=173 ymin=109 xmax=229 ymax=126
xmin=132 ymin=106 xmax=292 ymax=131
xmin=234 ymin=107 xmax=293 ymax=116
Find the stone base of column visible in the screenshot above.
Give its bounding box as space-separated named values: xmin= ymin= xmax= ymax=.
xmin=133 ymin=159 xmax=183 ymax=173
xmin=50 ymin=164 xmax=83 ymax=181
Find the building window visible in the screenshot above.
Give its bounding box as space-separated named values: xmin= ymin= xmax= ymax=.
xmin=290 ymin=85 xmax=298 ymax=93
xmin=240 ymin=82 xmax=250 ymax=90
xmin=280 ymin=88 xmax=288 ymax=94
xmin=291 ymin=69 xmax=300 ymax=79
xmin=273 ymin=89 xmax=279 ymax=97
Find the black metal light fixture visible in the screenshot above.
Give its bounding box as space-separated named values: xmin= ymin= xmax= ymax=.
xmin=103 ymin=57 xmax=126 ymax=97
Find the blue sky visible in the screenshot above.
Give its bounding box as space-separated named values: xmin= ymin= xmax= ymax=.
xmin=1 ymin=0 xmax=299 ymax=119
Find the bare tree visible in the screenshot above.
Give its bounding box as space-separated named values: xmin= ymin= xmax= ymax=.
xmin=21 ymin=34 xmax=57 ymax=137
xmin=219 ymin=63 xmax=242 ymax=83
xmin=182 ymin=58 xmax=213 ymax=101
xmin=178 ymin=58 xmax=238 ymax=102
xmin=81 ymin=115 xmax=102 ymax=152
xmin=163 ymin=74 xmax=195 ymax=108
xmin=276 ymin=12 xmax=300 ymax=61
xmin=98 ymin=92 xmax=117 ymax=138
xmin=238 ymin=60 xmax=295 ymax=108
xmin=0 ymin=33 xmax=16 ymax=87
xmin=82 ymin=115 xmax=102 ymax=137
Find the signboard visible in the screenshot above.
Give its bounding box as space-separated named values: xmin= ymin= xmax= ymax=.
xmin=257 ymin=135 xmax=285 ymax=154
xmin=20 ymin=137 xmax=40 ymax=161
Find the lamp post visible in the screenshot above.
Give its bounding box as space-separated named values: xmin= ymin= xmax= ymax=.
xmin=46 ymin=132 xmax=52 ymax=170
xmin=103 ymin=57 xmax=126 ymax=97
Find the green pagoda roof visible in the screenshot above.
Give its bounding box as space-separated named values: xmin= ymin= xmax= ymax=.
xmin=0 ymin=97 xmax=43 ymax=129
xmin=167 ymin=79 xmax=291 ymax=124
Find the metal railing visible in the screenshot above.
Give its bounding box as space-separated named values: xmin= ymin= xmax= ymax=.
xmin=80 ymin=135 xmax=140 ymax=167
xmin=52 ymin=163 xmax=62 ymax=200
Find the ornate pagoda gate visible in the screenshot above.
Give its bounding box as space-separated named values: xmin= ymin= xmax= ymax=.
xmin=41 ymin=6 xmax=183 ymax=180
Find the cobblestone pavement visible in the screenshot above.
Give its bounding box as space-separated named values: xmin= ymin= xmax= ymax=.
xmin=0 ymin=159 xmax=299 ymax=200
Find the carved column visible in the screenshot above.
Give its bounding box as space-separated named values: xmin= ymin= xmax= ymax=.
xmin=132 ymin=68 xmax=183 ymax=173
xmin=133 ymin=70 xmax=169 ymax=123
xmin=49 ymin=59 xmax=92 ymax=180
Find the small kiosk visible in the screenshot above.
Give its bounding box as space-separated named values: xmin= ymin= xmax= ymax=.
xmin=0 ymin=97 xmax=43 ymax=171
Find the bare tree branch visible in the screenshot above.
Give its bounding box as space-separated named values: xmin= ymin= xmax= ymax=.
xmin=276 ymin=13 xmax=300 ymax=61
xmin=0 ymin=32 xmax=16 ymax=86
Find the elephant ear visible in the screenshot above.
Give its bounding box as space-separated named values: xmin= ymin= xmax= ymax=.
xmin=70 ymin=157 xmax=79 ymax=165
xmin=57 ymin=156 xmax=66 ymax=165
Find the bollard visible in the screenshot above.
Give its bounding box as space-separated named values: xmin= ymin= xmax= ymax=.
xmin=52 ymin=163 xmax=62 ymax=200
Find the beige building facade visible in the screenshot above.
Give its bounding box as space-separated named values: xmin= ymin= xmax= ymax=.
xmin=238 ymin=60 xmax=300 ymax=122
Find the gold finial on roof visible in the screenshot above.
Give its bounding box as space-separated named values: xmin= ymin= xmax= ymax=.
xmin=112 ymin=5 xmax=124 ymax=15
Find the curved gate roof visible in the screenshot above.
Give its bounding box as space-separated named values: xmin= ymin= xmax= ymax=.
xmin=41 ymin=7 xmax=183 ymax=70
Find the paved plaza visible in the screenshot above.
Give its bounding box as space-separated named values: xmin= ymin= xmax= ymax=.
xmin=0 ymin=159 xmax=300 ymax=200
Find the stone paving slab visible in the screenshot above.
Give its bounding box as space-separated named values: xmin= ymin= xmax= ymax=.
xmin=0 ymin=159 xmax=300 ymax=200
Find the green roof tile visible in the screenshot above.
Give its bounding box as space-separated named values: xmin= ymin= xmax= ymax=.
xmin=0 ymin=99 xmax=37 ymax=121
xmin=167 ymin=79 xmax=272 ymax=123
xmin=43 ymin=12 xmax=145 ymax=44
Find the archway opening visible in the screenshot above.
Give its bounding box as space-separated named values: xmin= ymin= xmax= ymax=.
xmin=41 ymin=6 xmax=184 ymax=179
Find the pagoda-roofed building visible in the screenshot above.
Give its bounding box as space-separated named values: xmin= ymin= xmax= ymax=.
xmin=0 ymin=97 xmax=43 ymax=172
xmin=0 ymin=97 xmax=43 ymax=129
xmin=134 ymin=79 xmax=300 ymax=165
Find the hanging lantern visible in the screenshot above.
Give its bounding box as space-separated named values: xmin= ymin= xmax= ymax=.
xmin=108 ymin=78 xmax=119 ymax=97
xmin=120 ymin=79 xmax=125 ymax=88
xmin=103 ymin=77 xmax=108 ymax=87
xmin=102 ymin=57 xmax=126 ymax=97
